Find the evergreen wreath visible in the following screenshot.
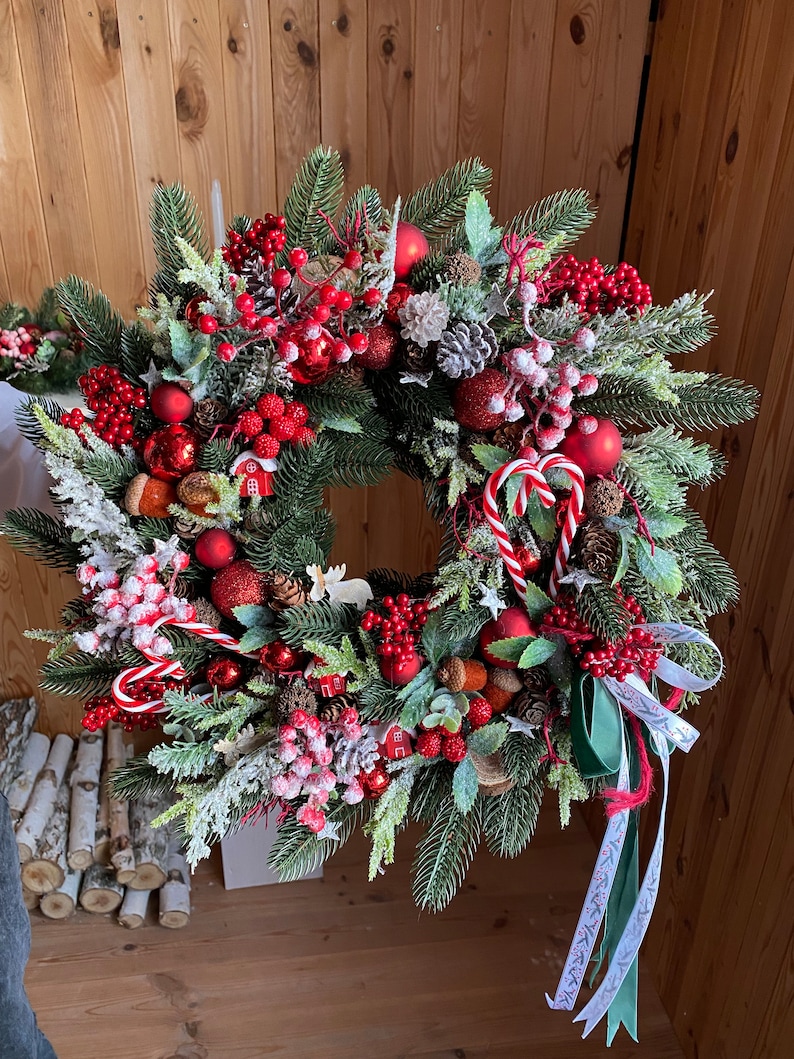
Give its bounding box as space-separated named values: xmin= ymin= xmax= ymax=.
xmin=0 ymin=288 xmax=89 ymax=393
xmin=6 ymin=147 xmax=757 ymax=1042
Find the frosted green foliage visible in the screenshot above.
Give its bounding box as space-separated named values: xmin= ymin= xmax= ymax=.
xmin=176 ymin=239 xmax=235 ymax=321
xmin=138 ymin=293 xmax=187 ymax=360
xmin=435 ymin=279 xmax=487 ymax=321
xmin=364 ymin=759 xmax=420 ymax=879
xmin=616 ymin=427 xmax=724 ymax=511
xmin=412 ymin=417 xmax=480 ymax=507
xmin=304 ymin=635 xmax=381 ymax=691
xmin=546 ymin=732 xmax=588 ymax=827
xmin=434 ymin=548 xmax=502 ymax=609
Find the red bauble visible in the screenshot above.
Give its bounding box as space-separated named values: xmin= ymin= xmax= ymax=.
xmin=358 ymin=323 xmax=398 ymax=370
xmin=452 ymin=369 xmax=508 ymax=432
xmin=210 ymin=560 xmax=268 ymax=619
xmin=194 ymin=528 xmax=237 ymax=569
xmin=393 ymin=222 xmax=429 ymax=281
xmin=150 ymin=382 xmax=194 ymax=424
xmin=385 ymin=282 xmax=414 ymax=323
xmin=184 ymin=296 xmax=203 ymax=327
xmin=514 ymin=543 xmax=541 ymax=576
xmin=479 ymin=606 xmax=535 ymax=668
xmin=206 ymin=656 xmax=245 ymax=691
xmin=380 ymin=649 xmax=424 ymax=686
xmin=259 ymin=639 xmax=301 ymax=673
xmin=143 ymin=424 xmax=200 ymax=482
xmin=360 ymin=764 xmax=390 ymax=800
xmin=560 ymin=418 xmax=623 ymax=478
xmin=282 ymin=323 xmax=335 ymax=385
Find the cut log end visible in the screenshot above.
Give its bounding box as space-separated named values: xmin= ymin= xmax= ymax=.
xmin=20 ymin=858 xmax=65 ymax=895
xmin=128 ymin=864 xmax=167 ymax=890
xmin=158 ymin=908 xmax=190 ymax=929
xmin=21 ymin=886 xmax=40 ymax=911
xmin=39 ymin=890 xmax=77 ymax=920
xmin=67 ymin=849 xmax=94 ymax=871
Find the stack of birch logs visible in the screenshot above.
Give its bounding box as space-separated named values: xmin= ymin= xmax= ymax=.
xmin=1 ymin=699 xmax=191 ymax=929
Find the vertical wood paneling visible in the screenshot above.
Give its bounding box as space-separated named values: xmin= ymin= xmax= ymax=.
xmin=366 ymin=0 xmax=414 ymax=205
xmin=0 ymin=3 xmax=52 ymax=305
xmin=410 ymin=0 xmax=463 ymax=188
xmin=116 ymin=1 xmax=182 ymax=295
xmin=269 ymin=1 xmax=321 ymax=204
xmin=11 ymin=0 xmax=98 ymax=283
xmin=62 ymin=3 xmax=147 ymax=310
xmin=220 ymin=0 xmax=279 ymax=219
xmin=319 ymin=0 xmax=368 ymax=198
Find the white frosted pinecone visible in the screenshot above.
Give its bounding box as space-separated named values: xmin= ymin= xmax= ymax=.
xmin=398 ymin=291 xmax=450 ymax=348
xmin=436 ymin=321 xmax=499 ymax=378
xmin=330 ymin=730 xmax=380 ymax=781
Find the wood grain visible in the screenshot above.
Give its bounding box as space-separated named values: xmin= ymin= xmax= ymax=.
xmin=366 ymin=0 xmax=414 ymax=205
xmin=319 ymin=0 xmax=368 ymax=198
xmin=411 ymin=0 xmax=463 ymax=188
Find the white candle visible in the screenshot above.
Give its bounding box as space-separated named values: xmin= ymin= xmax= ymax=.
xmin=211 ymin=179 xmax=225 ymax=249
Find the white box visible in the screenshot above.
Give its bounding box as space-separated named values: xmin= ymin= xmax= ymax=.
xmin=220 ymin=817 xmax=323 ymax=889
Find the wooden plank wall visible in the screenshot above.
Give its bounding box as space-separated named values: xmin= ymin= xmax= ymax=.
xmin=625 ymin=2 xmax=794 ymax=1057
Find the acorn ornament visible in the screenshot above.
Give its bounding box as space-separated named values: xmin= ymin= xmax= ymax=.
xmin=124 ymin=473 xmax=177 ymax=518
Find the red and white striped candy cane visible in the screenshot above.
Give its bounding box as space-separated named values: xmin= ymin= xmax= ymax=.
xmin=482 ymin=455 xmax=585 ymax=601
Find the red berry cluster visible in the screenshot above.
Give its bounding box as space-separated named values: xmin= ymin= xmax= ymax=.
xmin=81 ymin=694 xmax=160 ymax=733
xmin=198 ymin=292 xmax=280 ymax=362
xmin=360 ymin=594 xmax=429 ymax=662
xmin=222 ymin=214 xmax=287 ymax=271
xmin=415 ymin=729 xmax=468 ymax=763
xmin=550 ymin=255 xmax=652 ymax=315
xmin=235 ymin=392 xmax=316 ymax=454
xmin=62 ymin=366 xmax=148 ymax=448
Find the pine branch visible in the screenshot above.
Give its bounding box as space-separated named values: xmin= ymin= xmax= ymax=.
xmin=281 ymin=146 xmax=345 ymax=259
xmin=356 ymin=679 xmax=401 ymax=723
xmin=1 ymin=508 xmax=82 ymax=569
xmin=199 ymin=437 xmax=241 ymax=474
xmin=438 ymin=603 xmax=491 ymax=645
xmin=245 ymin=509 xmax=335 ymax=576
xmin=409 ymin=250 xmax=447 ymax=289
xmin=401 ymin=159 xmax=492 ymax=242
xmin=482 ymin=781 xmax=543 ymax=858
xmin=502 ymin=732 xmax=545 ymax=786
xmin=579 ymin=372 xmax=759 ymax=432
xmin=14 ymin=397 xmax=67 ymax=446
xmin=277 ymin=600 xmax=360 ymax=649
xmin=505 ymin=188 xmax=595 ymax=247
xmin=268 ymin=800 xmax=363 ymax=882
xmin=338 ymin=185 xmax=383 ymax=241
xmin=40 ymin=652 xmax=119 ymax=698
xmin=120 ymin=323 xmax=157 ymax=382
xmin=296 ymin=374 xmax=376 ymax=422
xmin=148 ymin=740 xmax=221 ymax=782
xmin=616 ymin=427 xmax=724 ymax=510
xmin=410 ymin=761 xmax=453 ymax=823
xmin=110 ymin=753 xmax=175 ymax=801
xmin=671 ymin=508 xmax=740 ymax=614
xmin=81 ymin=449 xmax=138 ymax=499
xmin=369 ymin=371 xmax=453 ymax=431
xmin=55 ymin=275 xmax=124 ymax=364
xmin=149 ymin=183 xmax=208 ymax=301
xmin=324 ymin=422 xmax=394 ymax=488
xmin=576 ymin=582 xmax=632 ymax=643
xmin=411 ymin=795 xmax=483 ymax=912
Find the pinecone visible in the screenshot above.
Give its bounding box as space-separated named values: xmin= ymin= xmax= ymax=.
xmin=492 ymin=420 xmax=529 ymax=453
xmin=318 ymin=692 xmax=358 ymax=722
xmin=193 ymin=598 xmax=223 ymax=628
xmin=244 ymin=508 xmax=273 ymax=533
xmin=177 ymin=471 xmax=218 ymax=507
xmin=487 ymin=668 xmax=523 ymax=694
xmin=239 ymin=257 xmax=275 ymax=307
xmin=585 ymin=479 xmax=624 ymax=518
xmin=578 ymin=519 xmax=618 ymax=574
xmin=399 ymin=291 xmax=449 ymax=348
xmin=512 ymin=687 xmax=550 ymax=727
xmin=336 ymin=360 xmax=366 ymax=384
xmin=266 ymin=572 xmax=309 ymax=611
xmin=173 ymin=516 xmax=201 ymax=541
xmin=522 ymin=667 xmax=549 ymax=692
xmin=442 ymin=250 xmax=482 ymax=287
xmin=399 ymin=339 xmax=434 ymax=373
xmin=436 ymin=321 xmax=498 ymax=378
xmin=275 ymin=683 xmax=318 ymax=722
xmin=192 ymin=398 xmax=229 ymax=439
xmin=438 ymin=656 xmax=466 ymax=692
xmin=172 ymin=576 xmax=194 ymax=600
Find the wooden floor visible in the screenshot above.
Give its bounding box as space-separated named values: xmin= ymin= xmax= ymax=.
xmin=27 ymin=808 xmax=684 ymax=1059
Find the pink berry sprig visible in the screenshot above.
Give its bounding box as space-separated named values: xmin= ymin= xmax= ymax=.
xmin=360 ymin=593 xmax=429 ymax=665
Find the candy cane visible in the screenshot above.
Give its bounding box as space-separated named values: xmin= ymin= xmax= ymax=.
xmin=482 ymin=455 xmax=585 ymax=601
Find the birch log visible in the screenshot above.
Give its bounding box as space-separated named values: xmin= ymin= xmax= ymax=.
xmin=107 ymin=724 xmax=135 ymax=883
xmin=67 ymin=728 xmax=104 ymax=869
xmin=20 ymin=774 xmax=70 ymax=893
xmin=6 ymin=732 xmax=50 ymax=821
xmin=129 ymin=794 xmax=169 ymax=890
xmin=0 ymin=697 xmax=38 ymax=793
xmin=158 ymin=840 xmax=191 ymax=928
xmin=79 ymin=863 xmax=124 ymax=914
xmin=15 ymin=734 xmax=74 ymax=863
xmin=118 ymin=886 xmax=151 ymax=929
xmin=94 ymin=764 xmax=111 ymax=866
xmin=40 ymin=869 xmax=82 ymax=919
xmin=21 ymin=885 xmax=40 ymax=911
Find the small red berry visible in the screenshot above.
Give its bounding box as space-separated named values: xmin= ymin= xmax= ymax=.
xmin=292 ymin=425 xmax=316 ymax=447
xmin=237 ymin=410 xmax=264 ymax=438
xmin=272 ymin=268 xmax=292 ymax=289
xmin=256 ymin=393 xmax=285 ymax=419
xmin=284 ymin=401 xmax=309 ymax=425
xmin=362 ymin=287 xmax=382 ymax=307
xmin=441 ymin=734 xmax=468 ymax=763
xmin=467 ymin=698 xmax=493 ymax=730
xmin=235 ymin=293 xmax=255 ymax=312
xmin=269 ymin=415 xmax=297 ymax=441
xmin=319 ymin=284 xmax=338 ymax=305
xmin=349 ymin=332 xmax=368 ymax=353
xmin=216 ymin=342 xmax=237 ymax=362
xmin=288 ymin=247 xmax=309 ymax=268
xmin=416 ymin=731 xmax=442 ymax=758
xmin=336 ymin=290 xmax=353 ymax=312
xmin=343 ymin=250 xmax=363 ymax=270
xmin=239 ymin=311 xmax=259 ymax=330
xmin=198 ymin=314 xmax=219 ymax=334
xmin=253 ymin=433 xmax=280 ymax=459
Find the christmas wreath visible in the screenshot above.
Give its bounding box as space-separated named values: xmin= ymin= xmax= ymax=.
xmin=0 ymin=288 xmax=88 ymax=393
xmin=5 ymin=147 xmax=757 ymax=1041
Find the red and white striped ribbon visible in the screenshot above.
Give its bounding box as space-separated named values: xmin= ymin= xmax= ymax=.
xmin=482 ymin=455 xmax=585 ymax=601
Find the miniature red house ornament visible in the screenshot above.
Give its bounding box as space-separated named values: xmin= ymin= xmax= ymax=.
xmin=309 ymin=672 xmax=348 ymax=697
xmin=378 ymin=724 xmax=414 ymax=760
xmin=230 ymin=451 xmax=277 ymax=497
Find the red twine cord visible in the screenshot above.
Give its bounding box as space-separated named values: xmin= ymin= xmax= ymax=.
xmin=603 ymin=713 xmax=654 ymax=818
xmin=603 ymin=474 xmax=656 ymax=554
xmin=539 ymin=707 xmax=566 ymax=767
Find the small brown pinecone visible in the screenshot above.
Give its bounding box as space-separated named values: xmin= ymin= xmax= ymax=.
xmin=512 ymin=688 xmax=550 ymax=727
xmin=192 ymin=398 xmax=229 ymax=439
xmin=266 ymin=572 xmax=309 ymax=612
xmin=585 ymin=479 xmax=624 ymax=518
xmin=492 ymin=420 xmax=528 ymax=453
xmin=173 ymin=516 xmax=201 ymax=541
xmin=275 ymin=683 xmax=318 ymax=722
xmin=244 ymin=507 xmax=273 ymax=533
xmin=578 ymin=519 xmax=618 ymax=573
xmin=193 ymin=597 xmax=223 ymax=628
xmin=318 ymin=692 xmax=358 ymax=723
xmin=442 ymin=250 xmax=482 ymax=287
xmin=399 ymin=340 xmax=434 ymax=373
xmin=335 ymin=360 xmax=366 ymax=384
xmin=438 ymin=656 xmax=466 ymax=692
xmin=523 ymin=667 xmax=549 ymax=693
xmin=172 ymin=576 xmax=194 ymax=600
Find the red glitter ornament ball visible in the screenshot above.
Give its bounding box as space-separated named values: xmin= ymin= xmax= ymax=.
xmin=150 ymin=382 xmax=194 ymax=424
xmin=384 ymin=282 xmax=413 ymax=323
xmin=452 ymin=369 xmax=508 ymax=432
xmin=210 ymin=559 xmax=269 ymax=619
xmin=259 ymin=639 xmax=301 ymax=673
xmin=357 ymin=323 xmax=398 ymax=370
xmin=194 ymin=528 xmax=237 ymax=570
xmin=143 ymin=424 xmax=201 ymax=482
xmin=206 ymin=656 xmax=245 ymax=691
xmin=479 ymin=606 xmax=535 ymax=668
xmin=393 ymin=222 xmax=429 ymax=281
xmin=281 ymin=323 xmax=335 ymax=385
xmin=360 ymin=764 xmax=390 ymax=799
xmin=560 ymin=418 xmax=623 ymax=478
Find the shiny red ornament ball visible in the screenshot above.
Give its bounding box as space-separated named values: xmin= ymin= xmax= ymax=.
xmin=281 ymin=323 xmax=335 ymax=385
xmin=206 ymin=656 xmax=245 ymax=691
xmin=560 ymin=418 xmax=623 ymax=478
xmin=452 ymin=369 xmax=509 ymax=432
xmin=385 ymin=282 xmax=414 ymax=323
xmin=210 ymin=559 xmax=269 ymax=619
xmin=357 ymin=323 xmax=399 ymax=370
xmin=379 ymin=648 xmax=424 ymax=686
xmin=150 ymin=382 xmax=194 ymax=424
xmin=393 ymin=222 xmax=429 ymax=281
xmin=479 ymin=606 xmax=535 ymax=668
xmin=259 ymin=639 xmax=301 ymax=673
xmin=194 ymin=528 xmax=237 ymax=569
xmin=514 ymin=543 xmax=541 ymax=576
xmin=143 ymin=424 xmax=201 ymax=482
xmin=360 ymin=764 xmax=390 ymax=799
xmin=184 ymin=296 xmax=203 ymax=327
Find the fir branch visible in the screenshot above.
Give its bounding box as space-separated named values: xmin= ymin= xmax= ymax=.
xmin=411 ymin=795 xmax=483 ymax=912
xmin=438 ymin=604 xmax=491 ymax=646
xmin=14 ymin=397 xmax=67 ymax=447
xmin=120 ymin=323 xmax=157 ymax=383
xmin=324 ymin=421 xmax=394 ymax=488
xmin=149 ymin=183 xmax=208 ymax=300
xmin=616 ymin=427 xmax=725 ymax=511
xmin=40 ymin=651 xmax=119 ymax=698
xmin=338 ymin=185 xmax=383 ymax=241
xmin=482 ymin=781 xmax=543 ymax=858
xmin=81 ymin=449 xmax=138 ymax=500
xmin=409 ymin=250 xmax=447 ymax=289
xmin=401 ymin=159 xmax=492 ymax=243
xmin=357 ymin=679 xmax=402 ymax=723
xmin=576 ymin=582 xmax=632 ymax=643
xmin=277 ymin=599 xmax=361 ymax=649
xmin=199 ymin=437 xmax=241 ymax=474
xmin=505 ymin=188 xmax=595 ymax=248
xmin=281 ymin=146 xmax=345 ymax=259
xmin=296 ymin=374 xmax=375 ymax=423
xmin=110 ymin=753 xmax=175 ymax=801
xmin=502 ymin=731 xmax=545 ymax=786
xmin=1 ymin=508 xmax=82 ymax=569
xmin=148 ymin=740 xmax=221 ymax=783
xmin=671 ymin=508 xmax=740 ymax=614
xmin=268 ymin=800 xmax=363 ymax=882
xmin=410 ymin=760 xmax=454 ymax=822
xmin=55 ymin=275 xmax=124 ymax=364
